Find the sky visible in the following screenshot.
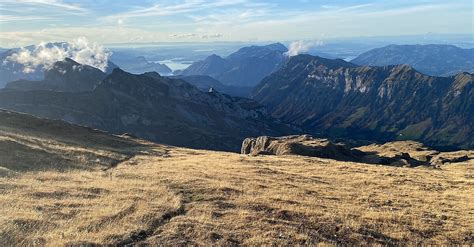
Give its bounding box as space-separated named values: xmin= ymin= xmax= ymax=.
xmin=0 ymin=0 xmax=473 ymax=47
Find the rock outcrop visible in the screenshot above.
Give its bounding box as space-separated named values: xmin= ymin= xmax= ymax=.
xmin=242 ymin=135 xmax=363 ymax=162
xmin=242 ymin=136 xmax=474 ymax=167
xmin=357 ymin=141 xmax=474 ymax=167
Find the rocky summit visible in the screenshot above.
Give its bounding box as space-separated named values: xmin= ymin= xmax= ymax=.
xmin=252 ymin=54 xmax=474 ymax=149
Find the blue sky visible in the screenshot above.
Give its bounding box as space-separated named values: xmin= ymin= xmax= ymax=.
xmin=0 ymin=0 xmax=472 ymax=47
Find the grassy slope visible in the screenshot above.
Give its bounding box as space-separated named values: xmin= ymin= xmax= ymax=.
xmin=0 ymin=110 xmax=473 ymax=245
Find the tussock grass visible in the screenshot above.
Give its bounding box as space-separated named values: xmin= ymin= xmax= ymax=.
xmin=0 ymin=169 xmax=181 ymax=245
xmin=3 ymin=147 xmax=472 ymax=245
xmin=0 ymin=109 xmax=162 ymax=174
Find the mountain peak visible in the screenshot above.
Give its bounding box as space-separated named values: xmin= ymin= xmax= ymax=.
xmin=264 ymin=42 xmax=288 ymax=52
xmin=207 ymin=54 xmax=223 ymax=60
xmin=389 ymin=64 xmax=418 ymax=74
xmin=352 ymin=44 xmax=474 ymax=76
xmin=63 ymin=57 xmax=80 ymax=64
xmin=110 ymin=67 xmax=127 ymax=75
xmin=142 ymin=71 xmax=161 ymax=79
xmin=287 ymin=54 xmax=355 ymax=70
xmin=5 ymin=58 xmax=106 ymax=92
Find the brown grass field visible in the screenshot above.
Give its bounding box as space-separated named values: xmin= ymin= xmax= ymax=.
xmin=1 ymin=110 xmax=473 ymax=246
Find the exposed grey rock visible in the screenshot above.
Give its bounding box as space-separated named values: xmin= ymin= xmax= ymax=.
xmin=241 ymin=135 xmax=361 ymax=161
xmin=242 ymin=135 xmax=473 ymax=167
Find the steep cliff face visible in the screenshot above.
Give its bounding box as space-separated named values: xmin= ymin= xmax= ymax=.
xmin=252 ymin=55 xmax=473 ymax=149
xmin=0 ymin=68 xmax=292 ymax=151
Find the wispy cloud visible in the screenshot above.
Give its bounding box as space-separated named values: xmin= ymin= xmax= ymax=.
xmin=2 ymin=0 xmax=87 ymax=12
xmin=0 ymin=15 xmax=52 ymax=22
xmin=104 ymin=0 xmax=248 ymax=20
xmin=0 ymin=0 xmax=472 ymax=47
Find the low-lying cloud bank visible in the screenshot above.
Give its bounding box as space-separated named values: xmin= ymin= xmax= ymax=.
xmin=5 ymin=37 xmax=111 ymax=73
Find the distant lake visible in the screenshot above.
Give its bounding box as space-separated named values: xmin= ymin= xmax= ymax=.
xmin=156 ymin=59 xmax=194 ymax=71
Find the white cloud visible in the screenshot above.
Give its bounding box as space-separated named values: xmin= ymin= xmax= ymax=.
xmin=11 ymin=0 xmax=86 ymax=11
xmin=0 ymin=15 xmax=52 ymax=22
xmin=103 ymin=0 xmax=249 ymax=21
xmin=0 ymin=1 xmax=471 ymax=46
xmin=285 ymin=40 xmax=323 ymax=57
xmin=200 ymin=33 xmax=223 ymax=39
xmin=170 ymin=33 xmax=198 ymax=38
xmin=5 ymin=37 xmax=111 ymax=73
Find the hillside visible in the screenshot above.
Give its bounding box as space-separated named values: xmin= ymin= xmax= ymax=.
xmin=352 ymin=44 xmax=474 ymax=76
xmin=1 ymin=110 xmax=473 ymax=245
xmin=252 ymin=54 xmax=474 ymax=149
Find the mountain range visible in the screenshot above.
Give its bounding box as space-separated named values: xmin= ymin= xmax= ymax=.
xmin=4 ymin=58 xmax=107 ymax=92
xmin=110 ymin=53 xmax=172 ymax=75
xmin=252 ymin=54 xmax=473 ymax=149
xmin=0 ymin=58 xmax=292 ymax=151
xmin=1 ymin=43 xmax=473 ymax=150
xmin=178 ymin=43 xmax=288 ymax=87
xmin=0 ymin=42 xmax=171 ymax=88
xmin=352 ymin=44 xmax=474 ymax=76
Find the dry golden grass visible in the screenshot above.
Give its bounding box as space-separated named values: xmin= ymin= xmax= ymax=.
xmin=0 ymin=169 xmax=180 ymax=246
xmin=0 ymin=110 xmax=161 ymax=175
xmin=1 ymin=110 xmax=473 ymax=245
xmin=1 ymin=146 xmax=473 ymax=245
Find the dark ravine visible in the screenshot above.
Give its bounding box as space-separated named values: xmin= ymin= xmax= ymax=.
xmin=252 ymin=54 xmax=474 ymax=149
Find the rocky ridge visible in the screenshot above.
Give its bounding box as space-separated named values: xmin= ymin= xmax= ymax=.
xmin=241 ymin=135 xmax=473 ymax=167
xmin=252 ymin=54 xmax=474 ymax=149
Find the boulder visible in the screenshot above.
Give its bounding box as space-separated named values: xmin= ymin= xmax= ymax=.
xmin=241 ymin=135 xmax=473 ymax=167
xmin=241 ymin=135 xmax=361 ymax=161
